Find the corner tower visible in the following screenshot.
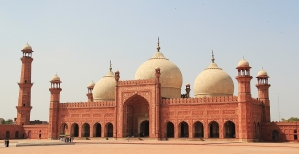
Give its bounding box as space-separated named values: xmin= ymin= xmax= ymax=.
xmin=16 ymin=43 xmax=34 ymax=125
xmin=48 ymin=74 xmax=62 ymax=139
xmin=256 ymin=68 xmax=271 ymax=122
xmin=236 ymin=57 xmax=253 ymax=141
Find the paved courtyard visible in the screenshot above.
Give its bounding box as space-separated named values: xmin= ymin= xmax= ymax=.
xmin=1 ymin=139 xmax=299 ymax=154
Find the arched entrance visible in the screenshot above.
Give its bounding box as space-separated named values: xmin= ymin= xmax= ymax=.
xmin=166 ymin=122 xmax=174 ymax=138
xmin=15 ymin=131 xmax=19 ymax=139
xmin=82 ymin=123 xmax=90 ymax=137
xmin=272 ymin=130 xmax=279 ymax=141
xmin=123 ymin=95 xmax=149 ymax=137
xmin=105 ymin=123 xmax=113 ymax=137
xmin=179 ymin=121 xmax=189 ymax=138
xmin=140 ymin=120 xmax=149 ymax=137
xmin=71 ymin=123 xmax=79 ymax=137
xmin=209 ymin=121 xmax=219 ymax=138
xmin=224 ymin=121 xmax=235 ymax=138
xmin=193 ymin=121 xmax=204 ymax=138
xmin=5 ymin=131 xmax=10 ymax=139
xmin=60 ymin=123 xmax=68 ymax=135
xmin=93 ymin=123 xmax=102 ymax=137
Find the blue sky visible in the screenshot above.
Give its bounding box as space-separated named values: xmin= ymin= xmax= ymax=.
xmin=0 ymin=1 xmax=298 ymax=121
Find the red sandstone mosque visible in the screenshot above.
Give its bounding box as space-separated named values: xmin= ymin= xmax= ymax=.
xmin=0 ymin=40 xmax=298 ymax=142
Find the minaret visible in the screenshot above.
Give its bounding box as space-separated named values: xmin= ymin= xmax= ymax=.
xmin=256 ymin=68 xmax=271 ymax=122
xmin=236 ymin=57 xmax=253 ymax=140
xmin=16 ymin=43 xmax=34 ymax=125
xmin=236 ymin=57 xmax=252 ymax=102
xmin=87 ymin=81 xmax=95 ymax=102
xmin=48 ymin=74 xmax=62 ymax=139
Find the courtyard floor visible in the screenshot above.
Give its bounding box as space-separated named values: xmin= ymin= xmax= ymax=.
xmin=1 ymin=139 xmax=299 ymax=154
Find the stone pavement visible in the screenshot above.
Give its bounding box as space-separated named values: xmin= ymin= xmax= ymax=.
xmin=1 ymin=139 xmax=299 ymax=154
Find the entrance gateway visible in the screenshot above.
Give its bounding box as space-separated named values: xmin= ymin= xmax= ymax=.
xmin=123 ymin=94 xmax=150 ymax=137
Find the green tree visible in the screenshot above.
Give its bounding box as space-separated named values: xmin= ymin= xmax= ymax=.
xmin=281 ymin=117 xmax=299 ymax=122
xmin=3 ymin=119 xmax=13 ymax=124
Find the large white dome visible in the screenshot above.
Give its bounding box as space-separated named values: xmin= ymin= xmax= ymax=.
xmin=194 ymin=54 xmax=234 ymax=97
xmin=135 ymin=42 xmax=182 ymax=98
xmin=93 ymin=69 xmax=116 ymax=101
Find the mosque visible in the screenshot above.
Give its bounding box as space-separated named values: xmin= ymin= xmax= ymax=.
xmin=0 ymin=40 xmax=298 ymax=142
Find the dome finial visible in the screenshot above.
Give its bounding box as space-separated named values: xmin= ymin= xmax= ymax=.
xmin=109 ymin=60 xmax=112 ymax=71
xmin=156 ymin=37 xmax=161 ymax=52
xmin=211 ymin=50 xmax=215 ymax=63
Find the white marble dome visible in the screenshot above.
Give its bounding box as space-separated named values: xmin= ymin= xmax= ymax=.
xmin=88 ymin=81 xmax=95 ymax=88
xmin=257 ymin=68 xmax=268 ymax=77
xmin=135 ymin=46 xmax=182 ymax=98
xmin=194 ymin=56 xmax=234 ymax=97
xmin=23 ymin=43 xmax=32 ymax=50
xmin=238 ymin=58 xmax=249 ymax=67
xmin=51 ymin=74 xmax=60 ymax=82
xmin=92 ymin=69 xmax=116 ymax=101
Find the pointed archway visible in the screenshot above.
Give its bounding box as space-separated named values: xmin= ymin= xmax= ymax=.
xmin=224 ymin=121 xmax=235 ymax=138
xmin=140 ymin=120 xmax=149 ymax=137
xmin=193 ymin=121 xmax=204 ymax=138
xmin=15 ymin=131 xmax=19 ymax=139
xmin=5 ymin=131 xmax=10 ymax=139
xmin=272 ymin=130 xmax=279 ymax=141
xmin=93 ymin=123 xmax=102 ymax=137
xmin=166 ymin=122 xmax=174 ymax=138
xmin=60 ymin=123 xmax=68 ymax=135
xmin=71 ymin=123 xmax=79 ymax=137
xmin=105 ymin=123 xmax=113 ymax=137
xmin=123 ymin=94 xmax=149 ymax=137
xmin=179 ymin=121 xmax=189 ymax=138
xmin=82 ymin=123 xmax=90 ymax=137
xmin=209 ymin=121 xmax=219 ymax=138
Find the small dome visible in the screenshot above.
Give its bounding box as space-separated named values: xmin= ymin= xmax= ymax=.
xmin=194 ymin=53 xmax=234 ymax=97
xmin=238 ymin=58 xmax=249 ymax=67
xmin=23 ymin=43 xmax=32 ymax=50
xmin=88 ymin=81 xmax=95 ymax=88
xmin=92 ymin=70 xmax=116 ymax=101
xmin=257 ymin=68 xmax=268 ymax=77
xmin=51 ymin=74 xmax=60 ymax=81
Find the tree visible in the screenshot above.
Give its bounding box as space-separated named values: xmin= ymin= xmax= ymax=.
xmin=3 ymin=119 xmax=13 ymax=124
xmin=281 ymin=117 xmax=299 ymax=122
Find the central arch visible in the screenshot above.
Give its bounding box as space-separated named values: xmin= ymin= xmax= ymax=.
xmin=224 ymin=121 xmax=235 ymax=138
xmin=209 ymin=121 xmax=219 ymax=138
xmin=123 ymin=94 xmax=149 ymax=137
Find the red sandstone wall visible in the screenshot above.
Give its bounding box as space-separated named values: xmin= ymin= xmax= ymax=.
xmin=160 ymin=101 xmax=240 ymax=139
xmin=261 ymin=122 xmax=299 ymax=142
xmin=23 ymin=125 xmax=49 ymax=139
xmin=57 ymin=102 xmax=115 ymax=137
xmin=0 ymin=125 xmax=24 ymax=139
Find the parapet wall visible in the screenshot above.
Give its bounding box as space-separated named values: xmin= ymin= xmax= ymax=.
xmin=161 ymin=96 xmax=238 ymax=105
xmin=60 ymin=101 xmax=115 ymax=108
xmin=118 ymin=78 xmax=156 ymax=86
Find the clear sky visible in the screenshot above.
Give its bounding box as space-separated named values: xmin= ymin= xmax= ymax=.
xmin=0 ymin=1 xmax=298 ymax=121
